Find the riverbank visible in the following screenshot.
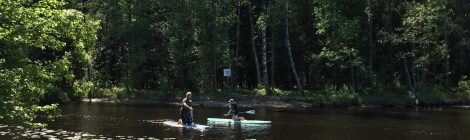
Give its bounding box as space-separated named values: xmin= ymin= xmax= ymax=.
xmin=81 ymin=98 xmax=315 ymax=109
xmin=80 ymin=97 xmax=470 ymax=110
xmin=83 ymin=84 xmax=470 ymax=109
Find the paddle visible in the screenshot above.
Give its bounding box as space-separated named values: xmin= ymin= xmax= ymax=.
xmin=223 ymin=110 xmax=256 ymax=116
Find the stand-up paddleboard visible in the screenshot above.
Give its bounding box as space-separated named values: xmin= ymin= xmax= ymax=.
xmin=161 ymin=121 xmax=210 ymax=132
xmin=207 ymin=118 xmax=272 ymax=125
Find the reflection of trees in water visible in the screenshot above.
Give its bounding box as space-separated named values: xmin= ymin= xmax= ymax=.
xmin=238 ymin=124 xmax=271 ymax=138
xmin=207 ymin=123 xmax=272 ymax=139
xmin=178 ymin=128 xmax=196 ymax=140
xmin=228 ymin=123 xmax=243 ymax=139
xmin=177 ymin=127 xmax=212 ymax=140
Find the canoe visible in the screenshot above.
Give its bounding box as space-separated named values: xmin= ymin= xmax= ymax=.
xmin=161 ymin=121 xmax=210 ymax=132
xmin=207 ymin=118 xmax=272 ymax=124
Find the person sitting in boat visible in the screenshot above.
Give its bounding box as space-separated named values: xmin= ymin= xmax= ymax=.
xmin=178 ymin=92 xmax=194 ymax=126
xmin=226 ymin=99 xmax=245 ymax=120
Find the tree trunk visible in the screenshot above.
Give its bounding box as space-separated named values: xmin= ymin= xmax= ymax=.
xmin=271 ymin=19 xmax=276 ymax=89
xmin=284 ymin=0 xmax=304 ymax=96
xmin=249 ymin=1 xmax=262 ymax=87
xmin=403 ymin=58 xmax=414 ymax=92
xmin=388 ymin=0 xmax=394 ymax=82
xmin=461 ymin=38 xmax=466 ymax=80
xmin=351 ymin=64 xmax=356 ymax=90
xmin=368 ymin=0 xmax=375 ymax=85
xmin=261 ymin=0 xmax=271 ymax=94
xmin=444 ymin=27 xmax=450 ymax=88
xmin=235 ymin=1 xmax=241 ymax=88
xmin=211 ymin=0 xmax=218 ymax=93
xmin=411 ymin=44 xmax=417 ymax=90
xmin=221 ymin=0 xmax=232 ymax=88
xmin=126 ymin=0 xmax=133 ymax=93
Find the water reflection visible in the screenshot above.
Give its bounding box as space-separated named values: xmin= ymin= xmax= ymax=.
xmin=2 ymin=103 xmax=470 ymax=140
xmin=178 ymin=127 xmax=194 ymax=140
xmin=207 ymin=122 xmax=272 ymax=139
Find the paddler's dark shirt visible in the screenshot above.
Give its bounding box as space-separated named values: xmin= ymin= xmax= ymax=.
xmin=181 ymin=98 xmax=192 ymax=112
xmin=229 ymin=103 xmax=239 ymax=113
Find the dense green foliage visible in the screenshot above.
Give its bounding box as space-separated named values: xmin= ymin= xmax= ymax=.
xmin=83 ymin=0 xmax=470 ymax=95
xmin=1 ymin=0 xmax=470 ymax=125
xmin=0 ymin=0 xmax=99 ymax=125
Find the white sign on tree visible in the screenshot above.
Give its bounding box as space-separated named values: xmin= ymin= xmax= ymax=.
xmin=223 ymin=69 xmax=231 ymax=77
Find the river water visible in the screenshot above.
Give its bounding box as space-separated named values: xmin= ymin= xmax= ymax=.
xmin=1 ymin=103 xmax=470 ymax=140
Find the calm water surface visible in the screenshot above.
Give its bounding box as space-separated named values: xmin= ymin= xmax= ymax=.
xmin=1 ymin=103 xmax=470 ymax=140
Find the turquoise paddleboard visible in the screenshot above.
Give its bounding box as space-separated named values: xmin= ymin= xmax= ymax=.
xmin=207 ymin=118 xmax=272 ymax=124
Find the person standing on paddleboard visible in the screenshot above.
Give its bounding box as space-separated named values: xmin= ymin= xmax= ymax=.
xmin=226 ymin=99 xmax=245 ymax=120
xmin=179 ymin=92 xmax=194 ymax=126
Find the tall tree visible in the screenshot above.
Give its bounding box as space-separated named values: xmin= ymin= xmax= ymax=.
xmin=260 ymin=0 xmax=271 ymax=94
xmin=313 ymin=0 xmax=363 ymax=88
xmin=394 ymin=0 xmax=454 ymax=91
xmin=235 ymin=0 xmax=242 ymax=87
xmin=249 ymin=1 xmax=262 ymax=87
xmin=284 ymin=0 xmax=304 ymax=95
xmin=270 ymin=1 xmax=277 ymax=89
xmin=367 ymin=0 xmax=376 ymax=84
xmin=388 ymin=0 xmax=395 ymax=82
xmin=211 ymin=0 xmax=218 ymax=92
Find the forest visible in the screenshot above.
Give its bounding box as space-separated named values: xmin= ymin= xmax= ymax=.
xmin=1 ymin=0 xmax=470 ymax=125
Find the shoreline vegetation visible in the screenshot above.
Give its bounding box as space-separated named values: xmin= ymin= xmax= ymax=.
xmin=80 ymin=98 xmax=470 ymax=109
xmin=83 ymin=83 xmax=470 ymax=108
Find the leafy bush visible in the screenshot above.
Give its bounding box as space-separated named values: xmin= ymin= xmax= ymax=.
xmin=0 ymin=68 xmax=58 ymax=127
xmin=456 ymin=77 xmax=470 ymax=100
xmin=73 ymin=81 xmax=94 ymax=99
xmin=358 ymin=84 xmax=414 ymax=107
xmin=0 ymin=0 xmax=99 ymax=126
xmin=43 ymin=87 xmax=71 ymax=103
xmin=320 ymin=85 xmax=359 ymax=106
xmin=93 ymin=87 xmax=126 ymax=99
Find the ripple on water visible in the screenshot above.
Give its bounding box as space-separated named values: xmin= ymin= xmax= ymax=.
xmin=16 ymin=126 xmax=24 ymax=130
xmin=45 ymin=129 xmax=55 ymax=133
xmin=0 ymin=124 xmax=162 ymax=140
xmin=82 ymin=133 xmax=96 ymax=137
